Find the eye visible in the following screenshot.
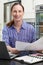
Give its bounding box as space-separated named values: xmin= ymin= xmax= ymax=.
xmin=12 ymin=10 xmax=17 ymax=13
xmin=13 ymin=10 xmax=17 ymax=13
xmin=19 ymin=10 xmax=21 ymax=13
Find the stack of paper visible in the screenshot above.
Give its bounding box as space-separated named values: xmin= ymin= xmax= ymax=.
xmin=15 ymin=41 xmax=31 ymax=51
xmin=15 ymin=55 xmax=43 ymax=64
xmin=15 ymin=37 xmax=43 ymax=51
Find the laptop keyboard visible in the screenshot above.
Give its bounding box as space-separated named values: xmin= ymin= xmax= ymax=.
xmin=8 ymin=52 xmax=18 ymax=58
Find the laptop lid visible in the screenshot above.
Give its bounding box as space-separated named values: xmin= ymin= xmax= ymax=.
xmin=0 ymin=41 xmax=18 ymax=60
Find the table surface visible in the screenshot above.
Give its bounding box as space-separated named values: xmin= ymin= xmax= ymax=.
xmin=0 ymin=51 xmax=43 ymax=65
xmin=0 ymin=59 xmax=43 ymax=65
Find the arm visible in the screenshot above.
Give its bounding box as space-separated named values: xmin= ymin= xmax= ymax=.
xmin=2 ymin=26 xmax=20 ymax=54
xmin=30 ymin=25 xmax=36 ymax=42
xmin=32 ymin=27 xmax=36 ymax=42
xmin=7 ymin=46 xmax=20 ymax=54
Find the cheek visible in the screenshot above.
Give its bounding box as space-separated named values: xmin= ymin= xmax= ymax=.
xmin=11 ymin=12 xmax=16 ymax=16
xmin=21 ymin=14 xmax=24 ymax=18
xmin=20 ymin=13 xmax=24 ymax=16
xmin=12 ymin=13 xmax=16 ymax=16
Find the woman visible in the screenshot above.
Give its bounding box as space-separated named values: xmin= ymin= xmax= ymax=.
xmin=2 ymin=3 xmax=36 ymax=54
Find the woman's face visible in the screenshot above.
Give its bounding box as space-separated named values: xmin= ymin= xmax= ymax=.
xmin=11 ymin=4 xmax=24 ymax=22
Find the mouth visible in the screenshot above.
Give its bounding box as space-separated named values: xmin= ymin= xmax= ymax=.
xmin=14 ymin=17 xmax=20 ymax=20
xmin=14 ymin=15 xmax=20 ymax=18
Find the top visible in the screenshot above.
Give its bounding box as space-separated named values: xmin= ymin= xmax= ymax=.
xmin=2 ymin=21 xmax=36 ymax=47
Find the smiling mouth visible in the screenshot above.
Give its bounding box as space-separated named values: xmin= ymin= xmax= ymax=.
xmin=15 ymin=17 xmax=20 ymax=19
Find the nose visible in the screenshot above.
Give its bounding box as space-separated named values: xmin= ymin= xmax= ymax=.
xmin=16 ymin=11 xmax=19 ymax=15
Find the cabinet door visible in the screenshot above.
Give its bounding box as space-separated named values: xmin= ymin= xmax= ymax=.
xmin=39 ymin=12 xmax=43 ymax=37
xmin=36 ymin=11 xmax=43 ymax=39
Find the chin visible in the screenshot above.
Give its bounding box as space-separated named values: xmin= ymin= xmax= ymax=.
xmin=15 ymin=19 xmax=21 ymax=22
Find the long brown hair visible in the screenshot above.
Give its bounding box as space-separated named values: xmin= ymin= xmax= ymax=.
xmin=6 ymin=3 xmax=24 ymax=27
xmin=6 ymin=20 xmax=14 ymax=27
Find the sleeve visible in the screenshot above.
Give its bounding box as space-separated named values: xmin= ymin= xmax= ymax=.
xmin=31 ymin=26 xmax=36 ymax=42
xmin=2 ymin=26 xmax=10 ymax=46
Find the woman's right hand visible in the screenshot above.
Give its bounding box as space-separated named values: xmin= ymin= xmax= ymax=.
xmin=10 ymin=48 xmax=20 ymax=54
xmin=7 ymin=46 xmax=20 ymax=54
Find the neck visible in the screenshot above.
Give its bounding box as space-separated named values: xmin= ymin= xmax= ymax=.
xmin=14 ymin=20 xmax=22 ymax=32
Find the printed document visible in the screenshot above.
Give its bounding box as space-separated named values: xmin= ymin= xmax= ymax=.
xmin=15 ymin=41 xmax=31 ymax=51
xmin=15 ymin=55 xmax=43 ymax=64
xmin=15 ymin=37 xmax=43 ymax=51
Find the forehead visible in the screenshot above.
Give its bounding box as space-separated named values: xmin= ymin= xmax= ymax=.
xmin=12 ymin=4 xmax=23 ymax=11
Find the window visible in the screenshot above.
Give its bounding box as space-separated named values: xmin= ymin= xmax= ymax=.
xmin=4 ymin=0 xmax=21 ymax=24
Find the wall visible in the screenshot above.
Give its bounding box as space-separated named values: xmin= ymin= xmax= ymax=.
xmin=0 ymin=0 xmax=8 ymax=40
xmin=34 ymin=0 xmax=43 ymax=5
xmin=22 ymin=0 xmax=35 ymax=19
xmin=22 ymin=0 xmax=43 ymax=20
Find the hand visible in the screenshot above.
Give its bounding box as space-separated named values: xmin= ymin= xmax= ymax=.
xmin=36 ymin=50 xmax=43 ymax=53
xmin=10 ymin=48 xmax=20 ymax=54
xmin=7 ymin=46 xmax=20 ymax=54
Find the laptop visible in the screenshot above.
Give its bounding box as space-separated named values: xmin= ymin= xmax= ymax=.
xmin=0 ymin=41 xmax=19 ymax=60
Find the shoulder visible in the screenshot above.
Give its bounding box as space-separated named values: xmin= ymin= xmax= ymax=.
xmin=2 ymin=25 xmax=10 ymax=32
xmin=3 ymin=25 xmax=9 ymax=30
xmin=23 ymin=21 xmax=35 ymax=30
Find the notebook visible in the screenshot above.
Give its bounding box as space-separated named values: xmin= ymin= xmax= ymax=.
xmin=0 ymin=41 xmax=18 ymax=60
xmin=15 ymin=55 xmax=43 ymax=64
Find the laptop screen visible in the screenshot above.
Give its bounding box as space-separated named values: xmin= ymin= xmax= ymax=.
xmin=0 ymin=41 xmax=18 ymax=59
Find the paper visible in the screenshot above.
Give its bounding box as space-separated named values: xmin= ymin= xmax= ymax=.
xmin=15 ymin=37 xmax=43 ymax=51
xmin=27 ymin=37 xmax=43 ymax=50
xmin=15 ymin=41 xmax=31 ymax=51
xmin=15 ymin=55 xmax=43 ymax=64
